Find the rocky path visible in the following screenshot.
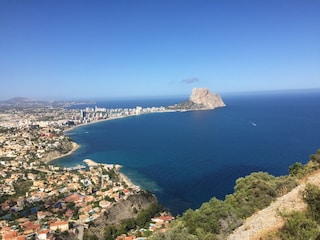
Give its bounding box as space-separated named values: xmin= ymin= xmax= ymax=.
xmin=227 ymin=170 xmax=320 ymax=240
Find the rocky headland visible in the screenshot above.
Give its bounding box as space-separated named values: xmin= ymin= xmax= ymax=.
xmin=167 ymin=88 xmax=226 ymax=111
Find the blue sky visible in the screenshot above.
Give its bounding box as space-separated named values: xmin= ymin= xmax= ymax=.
xmin=1 ymin=0 xmax=319 ymax=100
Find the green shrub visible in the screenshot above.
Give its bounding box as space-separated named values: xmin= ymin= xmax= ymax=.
xmin=303 ymin=183 xmax=320 ymax=223
xmin=279 ymin=211 xmax=319 ymax=240
xmin=150 ymin=221 xmax=199 ymax=240
xmin=225 ymin=172 xmax=292 ymax=218
xmin=289 ymin=162 xmax=304 ymax=176
xmin=180 ymin=197 xmax=238 ymax=236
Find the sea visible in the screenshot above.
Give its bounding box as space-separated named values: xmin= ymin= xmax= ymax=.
xmin=51 ymin=89 xmax=320 ymax=215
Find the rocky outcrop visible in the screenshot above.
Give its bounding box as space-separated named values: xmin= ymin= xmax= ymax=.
xmin=101 ymin=191 xmax=157 ymax=225
xmin=168 ymin=88 xmax=225 ymax=111
xmin=189 ymin=88 xmax=225 ymax=109
xmin=86 ymin=191 xmax=158 ymax=238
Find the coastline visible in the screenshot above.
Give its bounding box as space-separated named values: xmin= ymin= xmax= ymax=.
xmin=40 ymin=142 xmax=80 ymax=164
xmin=83 ymin=159 xmax=139 ymax=189
xmin=48 ymin=118 xmax=117 ymax=163
xmin=63 ymin=108 xmax=183 ymax=134
xmin=38 ymin=117 xmax=142 ymax=191
xmin=40 ymin=107 xmax=206 ymax=191
xmin=41 ymin=142 xmax=140 ymax=191
xmin=118 ymin=167 xmax=139 ymax=189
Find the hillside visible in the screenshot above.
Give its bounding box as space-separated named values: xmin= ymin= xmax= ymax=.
xmin=152 ymin=150 xmax=320 ymax=240
xmin=84 ymin=191 xmax=160 ymax=239
xmin=228 ymin=168 xmax=320 ymax=239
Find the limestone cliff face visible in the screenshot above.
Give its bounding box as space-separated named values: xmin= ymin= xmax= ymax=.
xmin=189 ymin=88 xmax=225 ymax=109
xmin=168 ymin=88 xmax=225 ymax=111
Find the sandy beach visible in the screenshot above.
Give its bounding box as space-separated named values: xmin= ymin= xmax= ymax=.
xmin=63 ymin=107 xmax=179 ymax=134
xmin=63 ymin=115 xmax=128 ymax=133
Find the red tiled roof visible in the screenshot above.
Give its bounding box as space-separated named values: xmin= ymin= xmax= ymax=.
xmin=38 ymin=229 xmax=49 ymax=235
xmin=65 ymin=209 xmax=74 ymax=218
xmin=3 ymin=230 xmax=17 ymax=239
xmin=16 ymin=236 xmax=26 ymax=240
xmin=64 ymin=193 xmax=84 ymax=203
xmin=22 ymin=221 xmax=40 ymax=231
xmin=125 ymin=236 xmax=136 ymax=240
xmin=50 ymin=221 xmax=68 ymax=227
xmin=157 ymin=216 xmax=174 ymax=221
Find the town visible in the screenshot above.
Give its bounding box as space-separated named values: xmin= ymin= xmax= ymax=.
xmin=0 ymin=100 xmax=174 ymax=240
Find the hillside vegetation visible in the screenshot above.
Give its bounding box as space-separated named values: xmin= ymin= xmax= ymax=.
xmin=152 ymin=150 xmax=320 ymax=240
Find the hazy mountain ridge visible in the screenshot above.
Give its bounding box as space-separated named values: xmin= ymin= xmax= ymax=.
xmin=0 ymin=97 xmax=95 ymax=108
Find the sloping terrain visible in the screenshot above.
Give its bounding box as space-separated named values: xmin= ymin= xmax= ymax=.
xmin=227 ymin=170 xmax=320 ymax=240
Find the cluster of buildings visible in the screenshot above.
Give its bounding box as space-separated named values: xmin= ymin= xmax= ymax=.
xmin=0 ymin=105 xmax=79 ymax=129
xmin=0 ymin=103 xmax=169 ymax=160
xmin=0 ymin=102 xmax=175 ymax=240
xmin=0 ymin=126 xmax=74 ymax=162
xmin=78 ymin=105 xmax=168 ymax=124
xmin=0 ymin=100 xmax=171 ymax=130
xmin=0 ymin=156 xmax=141 ymax=240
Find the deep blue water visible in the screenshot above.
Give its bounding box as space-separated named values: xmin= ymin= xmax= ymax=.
xmin=52 ymin=89 xmax=320 ymax=214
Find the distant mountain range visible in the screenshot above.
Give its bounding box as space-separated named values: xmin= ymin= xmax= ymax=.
xmin=2 ymin=97 xmax=37 ymax=104
xmin=0 ymin=97 xmax=95 ymax=107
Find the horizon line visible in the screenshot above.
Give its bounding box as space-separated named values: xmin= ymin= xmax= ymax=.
xmin=1 ymin=87 xmax=319 ymax=102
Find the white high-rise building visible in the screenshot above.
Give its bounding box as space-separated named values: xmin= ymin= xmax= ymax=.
xmin=80 ymin=110 xmax=86 ymax=118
